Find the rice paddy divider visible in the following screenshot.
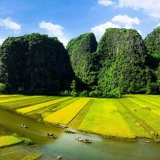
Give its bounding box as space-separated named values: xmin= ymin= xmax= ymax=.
xmin=68 ymin=99 xmax=95 ymax=128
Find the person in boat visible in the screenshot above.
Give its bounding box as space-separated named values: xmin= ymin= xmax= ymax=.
xmin=21 ymin=123 xmax=27 ymax=128
xmin=46 ymin=132 xmax=50 ymax=136
xmin=46 ymin=132 xmax=54 ymax=137
xmin=50 ymin=133 xmax=53 ymax=137
xmin=85 ymin=138 xmax=89 ymax=142
xmin=78 ymin=137 xmax=82 ymax=141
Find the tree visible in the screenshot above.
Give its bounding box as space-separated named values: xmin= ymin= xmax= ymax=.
xmin=70 ymin=80 xmax=77 ymax=96
xmin=0 ymin=83 xmax=6 ymax=93
xmin=70 ymin=80 xmax=76 ymax=92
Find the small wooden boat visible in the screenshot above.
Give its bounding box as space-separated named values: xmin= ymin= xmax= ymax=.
xmin=21 ymin=124 xmax=27 ymax=128
xmin=75 ymin=137 xmax=83 ymax=142
xmin=75 ymin=138 xmax=92 ymax=143
xmin=82 ymin=139 xmax=92 ymax=143
xmin=46 ymin=132 xmax=57 ymax=139
xmin=64 ymin=129 xmax=76 ymax=134
xmin=58 ymin=124 xmax=68 ymax=129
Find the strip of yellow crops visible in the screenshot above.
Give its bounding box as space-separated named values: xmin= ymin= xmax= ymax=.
xmin=0 ymin=136 xmax=22 ymax=148
xmin=130 ymin=95 xmax=160 ymax=107
xmin=0 ymin=94 xmax=20 ymax=98
xmin=0 ymin=95 xmax=42 ymax=104
xmin=78 ymin=99 xmax=135 ymax=138
xmin=151 ymin=109 xmax=160 ymax=116
xmin=44 ymin=98 xmax=91 ymax=124
xmin=127 ymin=96 xmax=160 ymax=112
xmin=127 ymin=97 xmax=147 ymax=108
xmin=16 ymin=97 xmax=71 ymax=113
xmin=1 ymin=96 xmax=59 ymax=110
xmin=28 ymin=98 xmax=78 ymax=118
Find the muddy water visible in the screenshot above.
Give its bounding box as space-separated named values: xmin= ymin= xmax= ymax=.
xmin=0 ymin=108 xmax=160 ymax=160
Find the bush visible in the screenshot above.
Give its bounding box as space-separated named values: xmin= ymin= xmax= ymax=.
xmin=63 ymin=90 xmax=70 ymax=96
xmin=13 ymin=133 xmax=19 ymax=138
xmin=0 ymin=83 xmax=6 ymax=93
xmin=89 ymin=90 xmax=100 ymax=97
xmin=13 ymin=133 xmax=33 ymax=145
xmin=71 ymin=90 xmax=77 ymax=97
xmin=156 ymin=139 xmax=160 ymax=143
xmin=79 ymin=90 xmax=89 ymax=97
xmin=22 ymin=137 xmax=33 ymax=145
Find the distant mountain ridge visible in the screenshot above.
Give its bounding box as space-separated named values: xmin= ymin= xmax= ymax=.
xmin=0 ymin=27 xmax=160 ymax=97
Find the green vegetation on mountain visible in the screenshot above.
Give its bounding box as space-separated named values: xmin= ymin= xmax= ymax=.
xmin=66 ymin=33 xmax=98 ymax=89
xmin=0 ymin=27 xmax=160 ymax=97
xmin=144 ymin=26 xmax=160 ymax=59
xmin=0 ymin=33 xmax=73 ymax=94
xmin=96 ymin=28 xmax=150 ymax=97
xmin=144 ymin=26 xmax=160 ymax=94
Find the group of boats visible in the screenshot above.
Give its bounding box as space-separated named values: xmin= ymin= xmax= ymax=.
xmin=20 ymin=123 xmax=91 ymax=143
xmin=61 ymin=125 xmax=92 ymax=143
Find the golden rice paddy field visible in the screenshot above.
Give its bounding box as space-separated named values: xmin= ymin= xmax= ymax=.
xmin=0 ymin=94 xmax=160 ymax=139
xmin=0 ymin=136 xmax=22 ymax=148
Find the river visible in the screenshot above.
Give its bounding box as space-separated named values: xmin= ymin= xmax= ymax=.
xmin=0 ymin=108 xmax=159 ymax=160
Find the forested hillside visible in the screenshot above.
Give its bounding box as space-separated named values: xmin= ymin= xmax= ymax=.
xmin=0 ymin=33 xmax=74 ymax=94
xmin=0 ymin=27 xmax=160 ymax=97
xmin=144 ymin=26 xmax=160 ymax=94
xmin=96 ymin=28 xmax=150 ymax=97
xmin=66 ymin=33 xmax=98 ymax=89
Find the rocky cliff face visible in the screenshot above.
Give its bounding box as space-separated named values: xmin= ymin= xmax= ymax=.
xmin=0 ymin=33 xmax=73 ymax=94
xmin=66 ymin=32 xmax=97 ymax=88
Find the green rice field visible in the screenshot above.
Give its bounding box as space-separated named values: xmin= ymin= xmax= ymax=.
xmin=0 ymin=94 xmax=160 ymax=139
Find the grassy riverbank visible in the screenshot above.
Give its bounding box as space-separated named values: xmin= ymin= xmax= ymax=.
xmin=0 ymin=123 xmax=42 ymax=159
xmin=0 ymin=94 xmax=160 ymax=140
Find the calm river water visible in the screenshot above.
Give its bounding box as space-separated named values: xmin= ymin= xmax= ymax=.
xmin=0 ymin=108 xmax=159 ymax=160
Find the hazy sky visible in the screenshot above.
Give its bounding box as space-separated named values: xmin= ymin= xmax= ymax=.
xmin=0 ymin=0 xmax=160 ymax=46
